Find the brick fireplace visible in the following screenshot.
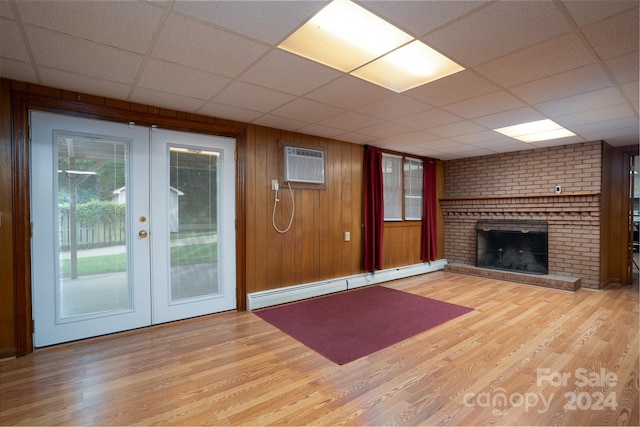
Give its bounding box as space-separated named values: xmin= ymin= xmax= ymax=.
xmin=476 ymin=219 xmax=548 ymax=274
xmin=441 ymin=141 xmax=603 ymax=289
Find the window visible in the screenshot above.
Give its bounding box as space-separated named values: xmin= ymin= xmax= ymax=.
xmin=382 ymin=153 xmax=423 ymax=221
xmin=404 ymin=158 xmax=423 ymax=220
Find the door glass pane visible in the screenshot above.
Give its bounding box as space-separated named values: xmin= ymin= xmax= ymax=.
xmin=57 ymin=133 xmax=130 ymax=319
xmin=169 ymin=147 xmax=220 ymax=301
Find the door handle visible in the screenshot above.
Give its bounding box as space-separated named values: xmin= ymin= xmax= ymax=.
xmin=139 ymin=230 xmax=148 ymax=238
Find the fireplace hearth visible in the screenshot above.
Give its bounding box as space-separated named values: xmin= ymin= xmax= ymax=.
xmin=476 ymin=220 xmax=548 ymax=275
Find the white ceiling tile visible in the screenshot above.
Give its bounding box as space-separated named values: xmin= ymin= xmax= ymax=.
xmin=406 ymin=70 xmax=498 ymax=106
xmin=451 ymin=130 xmax=505 ymax=144
xmin=355 ymin=94 xmax=432 ymax=120
xmin=395 ymin=108 xmax=462 ymax=130
xmin=1 ymin=18 xmax=30 ymax=62
xmin=374 ymin=139 xmax=409 ymax=150
xmin=0 ymin=58 xmax=37 ymax=83
xmin=472 ymin=107 xmax=546 ymax=129
xmin=172 ymin=1 xmax=324 ymax=45
xmin=388 ymin=144 xmax=435 ymax=157
xmin=510 ymin=64 xmax=612 ymax=104
xmin=430 ymin=151 xmax=461 ymax=160
xmin=442 ymin=91 xmax=525 ymax=119
xmin=605 ymin=51 xmax=639 ymax=85
xmin=304 ymin=75 xmax=390 ymax=110
xmin=335 ymin=132 xmax=376 ymax=145
xmin=297 ymin=123 xmax=346 ymax=139
xmin=423 ymin=139 xmax=467 ymax=150
xmin=318 ymin=111 xmax=381 ymax=132
xmin=152 ymin=13 xmax=269 ymax=77
xmin=0 ymin=1 xmax=14 ymax=18
xmin=581 ymin=7 xmax=639 ymax=60
xmin=251 ymin=114 xmax=308 ymax=131
xmin=424 ymin=1 xmax=570 ymax=66
xmin=535 ymin=87 xmax=627 ymax=117
xmin=475 ymin=33 xmax=595 ymax=87
xmin=620 ymin=81 xmax=639 ymax=102
xmin=198 ymin=102 xmax=263 ymax=124
xmin=555 ymin=104 xmax=636 ymax=128
xmin=469 ymin=138 xmax=533 ymax=153
xmin=603 ymin=127 xmax=640 ymax=146
xmin=562 ymin=0 xmax=638 ymax=26
xmin=270 ymin=98 xmax=343 ymax=123
xmin=17 ymin=0 xmax=163 ymax=54
xmin=376 ymin=131 xmax=440 ymax=147
xmin=37 ymin=67 xmax=131 ymax=100
xmin=131 ymin=87 xmax=206 ymax=112
xmin=1 ymin=1 xmax=636 ymax=160
xmin=437 ymin=145 xmax=495 ymax=158
xmin=361 ymin=1 xmax=489 ymax=37
xmin=27 ymin=26 xmax=143 ymax=84
xmin=528 ymin=135 xmax=585 ymax=148
xmin=429 ymin=121 xmax=487 ymax=138
xmin=402 ymin=145 xmax=447 ymax=158
xmin=358 ymin=122 xmax=416 ymax=139
xmin=572 ymin=117 xmax=639 ymax=141
xmin=138 ymin=59 xmax=231 ymax=100
xmin=240 ymin=49 xmax=342 ymax=96
xmin=212 ymin=81 xmax=295 ymax=113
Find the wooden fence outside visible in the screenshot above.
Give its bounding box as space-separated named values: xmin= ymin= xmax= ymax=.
xmin=59 ymin=210 xmax=126 ymax=250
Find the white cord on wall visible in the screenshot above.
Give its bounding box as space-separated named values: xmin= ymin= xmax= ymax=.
xmin=272 ymin=181 xmax=294 ymax=233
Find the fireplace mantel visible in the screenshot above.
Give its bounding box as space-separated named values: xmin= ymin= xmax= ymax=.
xmin=440 ymin=192 xmax=599 ymax=202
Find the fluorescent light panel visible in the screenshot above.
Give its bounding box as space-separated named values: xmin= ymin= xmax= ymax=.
xmin=278 ymin=0 xmax=464 ymax=92
xmin=494 ymin=119 xmax=576 ymax=143
xmin=279 ymin=0 xmax=412 ymax=72
xmin=351 ymin=40 xmax=465 ymax=92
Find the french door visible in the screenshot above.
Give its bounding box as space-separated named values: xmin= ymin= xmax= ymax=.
xmin=30 ymin=111 xmax=236 ymax=347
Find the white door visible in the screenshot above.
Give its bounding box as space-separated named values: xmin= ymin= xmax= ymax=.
xmin=150 ymin=128 xmax=236 ymax=323
xmin=30 ymin=111 xmax=236 ymax=347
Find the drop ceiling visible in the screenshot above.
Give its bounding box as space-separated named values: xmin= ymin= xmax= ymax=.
xmin=1 ymin=0 xmax=637 ymax=160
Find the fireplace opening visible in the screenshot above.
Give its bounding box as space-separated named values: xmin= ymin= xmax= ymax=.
xmin=476 ymin=220 xmax=548 ymax=274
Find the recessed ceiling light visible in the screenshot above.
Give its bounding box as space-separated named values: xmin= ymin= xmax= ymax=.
xmin=278 ymin=0 xmax=412 ymax=72
xmin=278 ymin=0 xmax=464 ymax=92
xmin=494 ymin=119 xmax=576 ymax=143
xmin=351 ymin=40 xmax=465 ymax=92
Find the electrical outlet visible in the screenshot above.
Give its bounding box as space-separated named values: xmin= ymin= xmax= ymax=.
xmin=344 ymin=231 xmax=350 ymax=242
xmin=272 ymin=179 xmax=279 ymax=191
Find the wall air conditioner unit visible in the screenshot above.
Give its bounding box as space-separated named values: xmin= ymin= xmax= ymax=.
xmin=283 ymin=146 xmax=325 ymax=184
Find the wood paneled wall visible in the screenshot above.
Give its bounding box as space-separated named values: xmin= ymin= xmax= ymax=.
xmin=0 ymin=79 xmax=16 ymax=358
xmin=601 ymin=143 xmax=638 ymax=286
xmin=244 ymin=126 xmax=364 ymax=293
xmin=1 ymin=78 xmax=444 ymax=357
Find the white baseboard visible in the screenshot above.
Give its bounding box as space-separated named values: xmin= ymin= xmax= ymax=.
xmin=246 ymin=259 xmax=447 ymax=311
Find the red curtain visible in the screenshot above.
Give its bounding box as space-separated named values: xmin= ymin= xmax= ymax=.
xmin=364 ymin=145 xmax=384 ymax=271
xmin=421 ymin=158 xmax=438 ymax=261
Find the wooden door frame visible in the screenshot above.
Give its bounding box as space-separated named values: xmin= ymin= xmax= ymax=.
xmin=628 ymin=152 xmax=638 ymax=285
xmin=12 ymin=90 xmax=247 ymax=356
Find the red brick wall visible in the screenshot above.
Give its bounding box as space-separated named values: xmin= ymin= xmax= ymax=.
xmin=442 ymin=141 xmax=602 ymax=289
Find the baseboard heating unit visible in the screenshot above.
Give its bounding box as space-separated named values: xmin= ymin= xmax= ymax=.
xmin=246 ymin=259 xmax=447 ymax=311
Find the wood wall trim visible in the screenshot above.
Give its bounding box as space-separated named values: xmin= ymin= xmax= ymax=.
xmin=0 ymin=79 xmax=16 ymax=357
xmin=10 ymin=87 xmax=248 ymax=355
xmin=12 ymin=90 xmax=33 ymax=356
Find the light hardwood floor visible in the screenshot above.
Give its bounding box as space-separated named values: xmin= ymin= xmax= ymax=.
xmin=1 ymin=272 xmax=638 ymax=426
